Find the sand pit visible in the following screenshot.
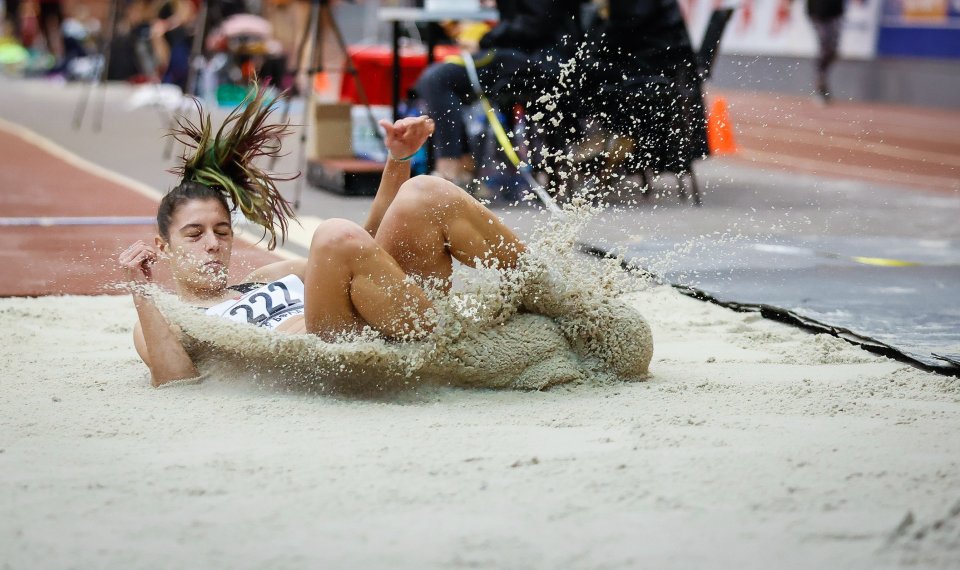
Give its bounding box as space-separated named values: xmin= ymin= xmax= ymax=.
xmin=1 ymin=75 xmax=958 ymax=568
xmin=2 ymin=285 xmax=958 ymax=569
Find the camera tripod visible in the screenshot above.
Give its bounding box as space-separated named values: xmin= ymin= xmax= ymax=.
xmin=160 ymin=0 xmax=210 ymax=160
xmin=72 ymin=0 xmax=122 ymax=131
xmin=73 ymin=0 xmax=193 ymax=133
xmin=279 ymin=0 xmax=384 ymax=209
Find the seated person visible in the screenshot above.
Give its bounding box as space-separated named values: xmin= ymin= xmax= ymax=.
xmin=107 ymin=0 xmax=160 ymax=82
xmin=579 ymin=0 xmax=709 ymax=177
xmin=151 ymin=0 xmax=197 ymax=90
xmin=412 ymin=0 xmax=583 ymax=186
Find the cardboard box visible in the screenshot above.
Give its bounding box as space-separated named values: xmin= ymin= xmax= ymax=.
xmin=306 ymin=158 xmax=385 ymax=197
xmin=310 ymin=102 xmax=352 ymax=160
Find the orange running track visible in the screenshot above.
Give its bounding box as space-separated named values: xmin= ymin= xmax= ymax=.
xmin=718 ymin=90 xmax=960 ymax=194
xmin=0 ymin=126 xmax=282 ymax=297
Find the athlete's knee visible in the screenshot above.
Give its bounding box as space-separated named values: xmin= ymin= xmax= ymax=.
xmin=310 ymin=218 xmax=374 ymax=258
xmin=395 ymin=175 xmax=463 ymax=213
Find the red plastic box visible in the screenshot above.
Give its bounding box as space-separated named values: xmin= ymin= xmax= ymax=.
xmin=339 ymin=45 xmax=462 ymax=105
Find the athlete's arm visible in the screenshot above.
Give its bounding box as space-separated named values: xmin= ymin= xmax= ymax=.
xmin=131 ymin=294 xmax=199 ymax=386
xmin=364 ymin=116 xmax=435 ymax=237
xmin=120 ymin=241 xmax=199 ymax=387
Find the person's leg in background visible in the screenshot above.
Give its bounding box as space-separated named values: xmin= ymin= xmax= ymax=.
xmin=3 ymin=0 xmax=23 ymax=42
xmin=37 ymin=0 xmax=65 ymax=64
xmin=413 ymin=49 xmax=550 ymax=187
xmin=161 ymin=35 xmax=191 ymax=90
xmin=811 ymin=15 xmax=842 ymax=102
xmin=412 ymin=60 xmax=476 ymax=185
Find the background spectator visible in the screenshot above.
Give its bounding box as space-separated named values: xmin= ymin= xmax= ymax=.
xmin=413 ymin=0 xmax=583 ymax=186
xmin=782 ymin=0 xmax=846 ymax=102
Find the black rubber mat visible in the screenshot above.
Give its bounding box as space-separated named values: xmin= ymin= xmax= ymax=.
xmin=582 ymin=235 xmax=960 ymax=376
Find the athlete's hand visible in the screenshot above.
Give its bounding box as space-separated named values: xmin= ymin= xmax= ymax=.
xmin=119 ymin=241 xmax=158 ymax=285
xmin=380 ymin=115 xmax=435 ymax=162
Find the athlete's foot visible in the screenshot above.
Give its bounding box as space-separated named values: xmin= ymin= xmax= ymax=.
xmin=815 ymin=81 xmax=831 ymax=106
xmin=518 ymin=256 xmax=654 ymax=378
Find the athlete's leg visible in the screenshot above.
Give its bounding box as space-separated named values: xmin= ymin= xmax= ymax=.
xmin=302 ymin=218 xmax=434 ymax=340
xmin=374 ymin=175 xmax=526 ymax=287
xmin=413 ymin=62 xmax=474 ymax=183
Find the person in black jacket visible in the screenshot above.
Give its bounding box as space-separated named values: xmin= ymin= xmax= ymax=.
xmin=412 ymin=0 xmax=582 ymax=186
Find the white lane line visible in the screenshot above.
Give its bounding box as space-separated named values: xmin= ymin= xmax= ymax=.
xmin=0 ymin=117 xmax=305 ymax=260
xmin=0 ymin=216 xmax=156 ymax=226
xmin=751 ymin=243 xmax=922 ymax=267
xmin=739 ymin=149 xmax=960 ymax=191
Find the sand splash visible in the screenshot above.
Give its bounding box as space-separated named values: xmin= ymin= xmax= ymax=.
xmin=144 ymin=43 xmax=673 ymax=394
xmin=149 ymin=201 xmax=654 ymax=395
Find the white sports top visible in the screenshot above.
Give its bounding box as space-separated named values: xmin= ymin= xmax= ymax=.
xmin=205 ymin=274 xmax=305 ymax=330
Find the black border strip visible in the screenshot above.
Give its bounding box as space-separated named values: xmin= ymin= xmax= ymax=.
xmin=580 ymin=243 xmax=960 ymax=378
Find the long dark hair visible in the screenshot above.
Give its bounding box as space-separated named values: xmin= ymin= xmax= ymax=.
xmin=156 ymin=180 xmax=231 ymax=241
xmin=164 ymin=86 xmax=296 ymax=249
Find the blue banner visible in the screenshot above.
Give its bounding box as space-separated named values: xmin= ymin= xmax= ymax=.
xmin=877 ymin=0 xmax=960 ymax=58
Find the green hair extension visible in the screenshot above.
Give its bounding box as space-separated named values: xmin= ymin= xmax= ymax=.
xmin=170 ymin=86 xmax=297 ymax=250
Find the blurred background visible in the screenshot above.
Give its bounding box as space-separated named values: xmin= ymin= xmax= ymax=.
xmin=1 ymin=0 xmax=958 ymax=371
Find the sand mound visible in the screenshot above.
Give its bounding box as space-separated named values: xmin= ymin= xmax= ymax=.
xmin=520 ymin=259 xmax=654 ymax=378
xmin=153 ymin=257 xmax=654 ymax=395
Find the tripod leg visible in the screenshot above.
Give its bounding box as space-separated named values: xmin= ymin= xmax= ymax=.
xmin=74 ymin=0 xmax=120 ymax=130
xmin=92 ymin=0 xmax=124 ymax=132
xmin=675 ymin=171 xmax=688 ymax=202
xmin=93 ymin=0 xmax=123 ymax=132
xmin=73 ymin=76 xmax=93 ymax=130
xmin=163 ymin=1 xmax=209 ymax=160
xmin=292 ymin=0 xmax=324 ymax=210
xmin=163 ymin=109 xmax=181 ymax=160
xmin=182 ymin=1 xmax=208 ymax=99
xmin=688 ymin=168 xmax=702 ymax=206
xmin=324 ymin=4 xmax=383 ymax=147
xmin=294 ymin=0 xmax=320 ymax=92
xmin=92 ymin=83 xmax=107 ymax=132
xmin=270 ymin=0 xmax=320 ymax=171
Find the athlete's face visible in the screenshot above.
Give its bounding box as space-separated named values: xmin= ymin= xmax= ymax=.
xmin=158 ymin=198 xmax=234 ymax=290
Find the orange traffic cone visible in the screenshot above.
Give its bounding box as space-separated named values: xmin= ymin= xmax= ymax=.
xmin=707 ymin=97 xmax=738 ymax=155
